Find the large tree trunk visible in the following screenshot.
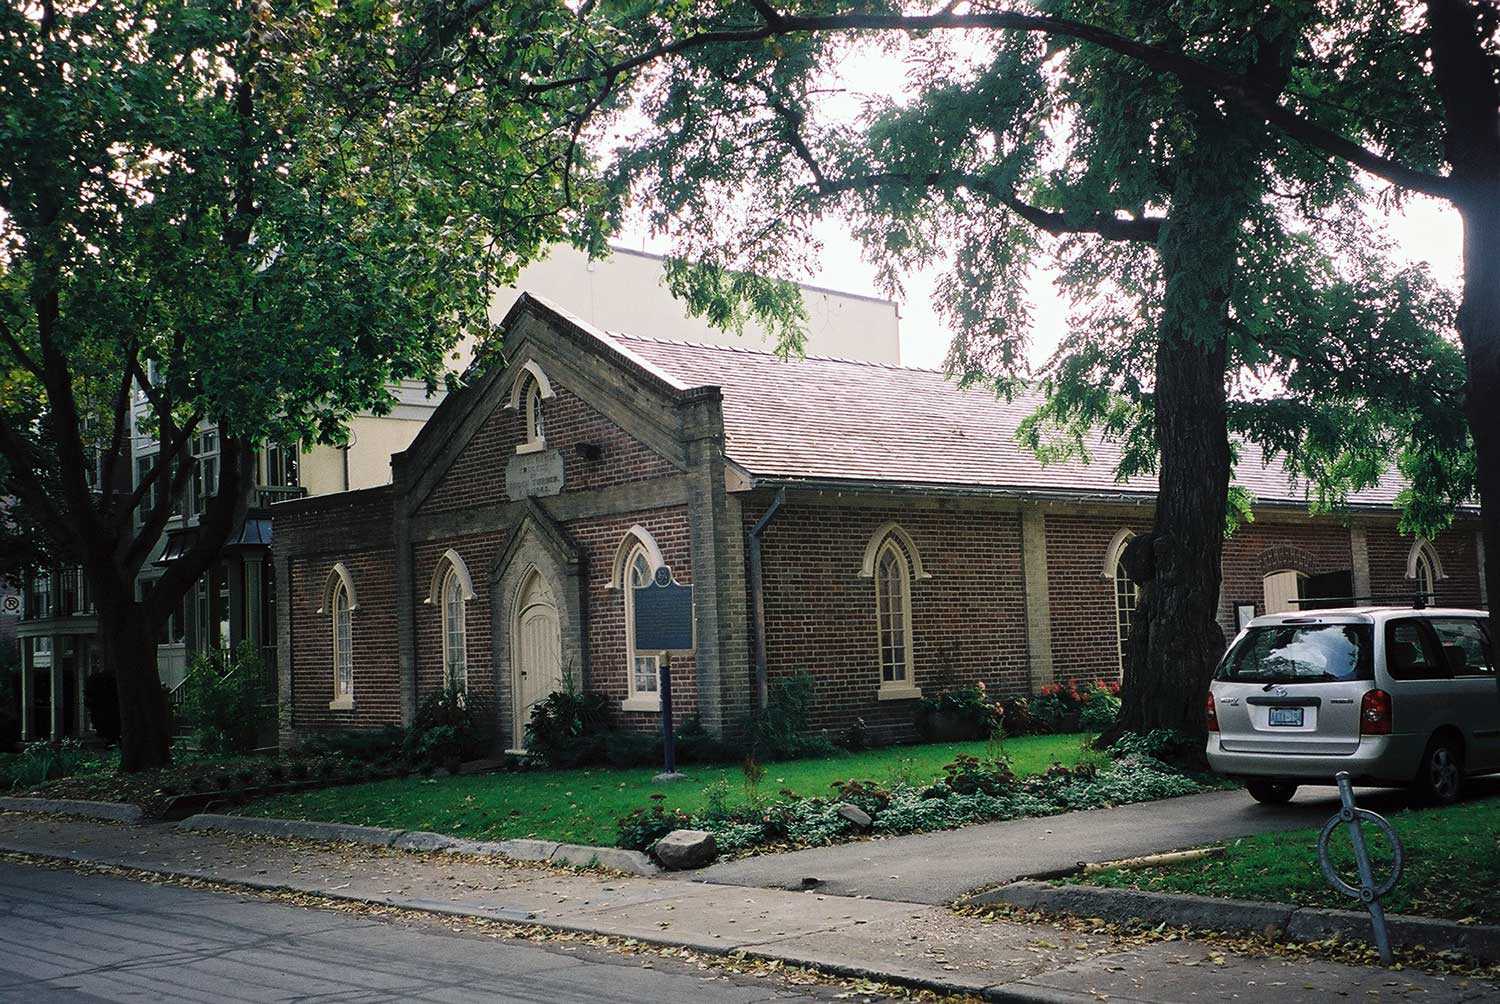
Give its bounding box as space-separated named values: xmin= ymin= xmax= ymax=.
xmin=1100 ymin=106 xmax=1251 ymax=753
xmin=1109 ymin=333 xmax=1231 ymax=745
xmin=1457 ymin=191 xmax=1500 ymax=669
xmin=97 ymin=594 xmax=172 ymax=772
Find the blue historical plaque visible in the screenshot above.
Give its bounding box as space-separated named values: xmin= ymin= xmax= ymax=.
xmin=633 ymin=566 xmax=695 ymax=654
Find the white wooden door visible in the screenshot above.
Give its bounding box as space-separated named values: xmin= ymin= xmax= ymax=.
xmin=513 ymin=570 xmax=563 ymax=746
xmin=1262 ymin=570 xmax=1307 ymax=615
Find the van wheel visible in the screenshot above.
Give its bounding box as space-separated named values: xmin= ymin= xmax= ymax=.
xmin=1414 ymin=737 xmax=1464 ymax=805
xmin=1246 ymin=780 xmax=1298 ymax=805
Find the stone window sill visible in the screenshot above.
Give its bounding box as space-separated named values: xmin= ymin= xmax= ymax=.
xmin=514 ymin=439 xmax=546 ymax=456
xmin=328 ymin=696 xmax=355 ymax=711
xmin=877 ymin=684 xmax=923 ymax=702
xmin=620 ymin=696 xmax=661 ymax=713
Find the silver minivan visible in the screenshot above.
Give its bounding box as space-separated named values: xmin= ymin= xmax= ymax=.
xmin=1207 ymin=607 xmax=1500 ymax=804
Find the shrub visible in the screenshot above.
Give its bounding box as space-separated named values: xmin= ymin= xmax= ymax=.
xmin=526 ymin=684 xmax=611 ymax=767
xmin=83 ymin=671 xmax=122 ymax=743
xmin=746 ymin=671 xmax=836 ymax=760
xmin=1030 ymin=681 xmax=1086 ymax=731
xmin=179 ymin=644 xmax=272 ymax=755
xmin=2 ymin=738 xmax=91 ymax=789
xmin=1106 ymin=728 xmax=1199 ymax=764
xmin=405 ymin=686 xmax=491 ymax=767
xmin=829 ymin=778 xmax=891 ymax=814
xmin=996 ymin=696 xmax=1040 ymax=736
xmin=604 ymin=729 xmax=659 ymax=768
xmin=915 ymin=682 xmax=1004 ymax=740
xmin=676 ymin=716 xmax=734 ymax=764
xmin=1078 ymin=682 xmax=1122 ymax=731
xmin=927 ymin=754 xmax=1016 ymax=798
xmin=300 ymin=726 xmax=405 ymax=762
xmin=617 ymin=794 xmax=694 ymax=851
xmin=0 ymin=670 xmax=20 ymax=749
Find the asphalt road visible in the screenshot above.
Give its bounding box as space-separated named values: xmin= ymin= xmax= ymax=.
xmin=693 ymin=780 xmax=1500 ymax=903
xmin=0 ymin=861 xmax=841 ymax=1003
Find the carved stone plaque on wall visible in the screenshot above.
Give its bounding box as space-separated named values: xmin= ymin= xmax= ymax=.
xmin=505 ymin=449 xmax=565 ymax=500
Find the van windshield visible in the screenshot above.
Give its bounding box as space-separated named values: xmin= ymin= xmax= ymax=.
xmin=1217 ymin=623 xmax=1373 ymax=684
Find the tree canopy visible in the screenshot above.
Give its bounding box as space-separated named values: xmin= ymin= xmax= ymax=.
xmin=0 ymin=0 xmax=613 ymax=767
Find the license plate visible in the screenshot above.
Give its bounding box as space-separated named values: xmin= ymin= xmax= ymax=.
xmin=1268 ymin=706 xmax=1304 ymax=727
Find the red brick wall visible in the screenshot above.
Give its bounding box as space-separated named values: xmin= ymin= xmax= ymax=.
xmin=1044 ymin=512 xmax=1151 ymax=687
xmin=413 ymin=532 xmax=507 ymax=708
xmin=1366 ymin=524 xmax=1484 ymax=609
xmin=419 ymin=386 xmax=676 ymax=514
xmin=750 ymin=503 xmax=1029 ymax=742
xmin=281 ymin=490 xmax=401 ymax=733
xmin=571 ymin=507 xmax=699 ymax=730
xmin=1219 ymin=520 xmax=1356 ymax=628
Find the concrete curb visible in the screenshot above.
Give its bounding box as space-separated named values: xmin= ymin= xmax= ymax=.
xmin=969 ymin=881 xmax=1500 ymax=964
xmin=177 ymin=814 xmax=659 ymax=876
xmin=0 ymin=797 xmax=145 ymax=825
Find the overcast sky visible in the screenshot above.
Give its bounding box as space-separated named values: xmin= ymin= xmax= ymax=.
xmin=611 ymin=33 xmax=1466 ymax=371
xmin=619 ymin=193 xmax=1463 ymax=371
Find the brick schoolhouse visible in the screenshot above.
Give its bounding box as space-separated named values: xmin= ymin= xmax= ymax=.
xmin=272 ymin=293 xmax=1489 ymax=747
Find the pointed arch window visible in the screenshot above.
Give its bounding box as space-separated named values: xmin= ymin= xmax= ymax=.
xmin=524 ymin=376 xmax=545 ymax=447
xmin=1103 ymin=530 xmax=1139 ymax=674
xmin=332 ymin=579 xmax=354 ymax=707
xmin=509 ymin=359 xmax=555 ymax=455
xmin=441 ymin=566 xmax=468 ymax=692
xmin=624 ymin=544 xmax=660 ymax=708
xmin=874 ymin=539 xmax=918 ymax=698
xmin=1414 ymin=546 xmax=1437 ymax=603
xmin=319 ymin=563 xmax=358 ymax=710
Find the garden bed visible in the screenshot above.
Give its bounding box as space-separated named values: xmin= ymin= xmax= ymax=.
xmin=240 ymin=731 xmax=1216 ymax=859
xmin=1073 ymin=795 xmax=1500 ymax=925
xmin=242 ymin=733 xmax=1103 ymax=847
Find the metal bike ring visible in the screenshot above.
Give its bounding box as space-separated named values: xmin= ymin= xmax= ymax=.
xmin=1317 ymin=809 xmax=1403 ymax=901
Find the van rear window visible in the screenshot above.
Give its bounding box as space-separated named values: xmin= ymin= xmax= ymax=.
xmin=1217 ymin=624 xmax=1373 ymax=684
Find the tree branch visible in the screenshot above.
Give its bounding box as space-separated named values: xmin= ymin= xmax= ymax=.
xmin=0 ymin=315 xmax=41 ymax=378
xmin=534 ymin=6 xmax=1460 ymax=202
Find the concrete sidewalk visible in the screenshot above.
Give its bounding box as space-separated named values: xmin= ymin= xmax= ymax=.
xmin=694 ymin=787 xmax=1339 ymax=903
xmin=1 ymin=811 xmax=1492 ymax=1002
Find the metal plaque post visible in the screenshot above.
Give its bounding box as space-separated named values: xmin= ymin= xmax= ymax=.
xmin=658 ymin=653 xmax=678 ymax=779
xmin=633 ymin=564 xmax=692 ymax=783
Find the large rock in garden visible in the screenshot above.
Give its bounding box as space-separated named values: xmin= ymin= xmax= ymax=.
xmin=836 ymin=803 xmax=873 ymax=830
xmin=653 ymin=829 xmax=718 ymax=870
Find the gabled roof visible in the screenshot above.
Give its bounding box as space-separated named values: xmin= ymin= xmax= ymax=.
xmin=501 ymin=294 xmax=1423 ymax=510
xmin=612 ymin=334 xmax=1413 ymax=509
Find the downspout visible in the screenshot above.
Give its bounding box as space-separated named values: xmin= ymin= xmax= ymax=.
xmin=748 ymin=488 xmax=786 ymax=710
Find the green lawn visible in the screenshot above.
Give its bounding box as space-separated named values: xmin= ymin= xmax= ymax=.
xmin=1079 ymin=795 xmax=1500 ymax=924
xmin=242 ymin=733 xmax=1101 ymax=847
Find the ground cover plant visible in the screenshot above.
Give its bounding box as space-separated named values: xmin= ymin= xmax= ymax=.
xmin=1077 ymin=795 xmax=1500 ymax=925
xmin=241 ymin=733 xmax=1107 ymax=848
xmin=617 ymin=731 xmax=1209 ymax=857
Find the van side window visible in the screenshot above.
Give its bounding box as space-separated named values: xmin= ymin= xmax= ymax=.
xmin=1384 ymin=620 xmax=1448 ymax=681
xmin=1428 ymin=618 xmax=1495 ymax=677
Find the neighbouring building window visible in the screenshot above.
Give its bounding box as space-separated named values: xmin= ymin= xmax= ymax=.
xmin=191 ymin=430 xmax=220 ymax=515
xmin=264 ymin=442 xmax=300 ymax=487
xmin=26 ymin=571 xmax=52 ymax=620
xmin=625 ymin=546 xmax=660 ymax=703
xmin=442 ymin=565 xmax=468 ymax=692
xmin=1113 ymin=561 xmax=1139 ymax=672
xmin=332 ymin=579 xmax=354 ymax=703
xmin=875 ymin=540 xmax=913 ymax=686
xmin=135 ymin=453 xmax=159 ymax=525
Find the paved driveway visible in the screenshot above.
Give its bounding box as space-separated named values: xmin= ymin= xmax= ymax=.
xmin=691 ymin=782 xmax=1496 ymax=904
